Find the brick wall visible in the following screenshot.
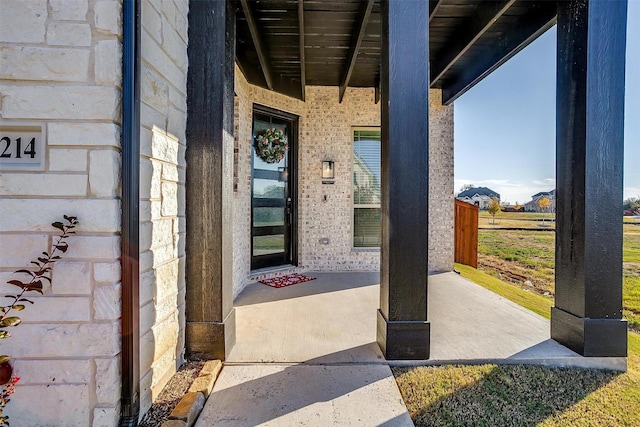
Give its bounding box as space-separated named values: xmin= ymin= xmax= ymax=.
xmin=232 ymin=72 xmax=454 ymax=298
xmin=0 ymin=0 xmax=122 ymax=425
xmin=138 ymin=0 xmax=188 ymax=417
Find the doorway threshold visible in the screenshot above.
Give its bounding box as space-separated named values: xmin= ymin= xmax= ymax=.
xmin=249 ymin=264 xmax=305 ymax=283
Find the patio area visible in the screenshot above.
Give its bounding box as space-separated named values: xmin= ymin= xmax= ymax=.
xmin=226 ymin=271 xmax=626 ymax=369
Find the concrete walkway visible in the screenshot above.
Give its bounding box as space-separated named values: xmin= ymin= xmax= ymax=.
xmin=196 ymin=272 xmax=625 ymax=426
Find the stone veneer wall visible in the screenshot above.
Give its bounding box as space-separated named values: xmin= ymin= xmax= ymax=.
xmin=0 ymin=0 xmax=123 ymax=425
xmin=232 ymin=70 xmax=454 ymax=298
xmin=138 ymin=0 xmax=188 ymax=418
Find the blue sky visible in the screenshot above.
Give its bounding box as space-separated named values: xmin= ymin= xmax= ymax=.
xmin=454 ymin=1 xmax=639 ymax=205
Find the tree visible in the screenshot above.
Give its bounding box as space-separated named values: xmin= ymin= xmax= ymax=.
xmin=514 ymin=201 xmax=521 ymax=211
xmin=458 ymin=184 xmax=474 ymax=193
xmin=537 ymin=197 xmax=551 ymax=213
xmin=487 ymin=197 xmax=500 ymax=224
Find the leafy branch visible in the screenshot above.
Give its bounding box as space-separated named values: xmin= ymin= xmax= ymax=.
xmin=0 ymin=216 xmax=78 ymax=426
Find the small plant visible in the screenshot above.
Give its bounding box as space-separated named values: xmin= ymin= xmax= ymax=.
xmin=487 ymin=197 xmax=501 ymax=225
xmin=0 ymin=215 xmax=78 ymax=426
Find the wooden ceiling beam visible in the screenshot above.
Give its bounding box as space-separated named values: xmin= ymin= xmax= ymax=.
xmin=430 ymin=0 xmax=517 ymax=85
xmin=429 ymin=0 xmax=443 ymax=22
xmin=338 ymin=0 xmax=374 ymax=103
xmin=298 ymin=0 xmax=306 ymax=101
xmin=240 ymin=0 xmax=274 ymax=90
xmin=441 ymin=2 xmax=557 ymax=105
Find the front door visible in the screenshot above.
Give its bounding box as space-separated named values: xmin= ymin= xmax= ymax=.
xmin=251 ymin=106 xmax=298 ymax=270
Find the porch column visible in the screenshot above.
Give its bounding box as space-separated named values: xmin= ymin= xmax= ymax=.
xmin=185 ymin=0 xmax=236 ymax=359
xmin=552 ymin=0 xmax=627 ymax=357
xmin=377 ymin=0 xmax=430 ymax=360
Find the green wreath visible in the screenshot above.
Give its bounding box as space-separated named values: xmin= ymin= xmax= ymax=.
xmin=254 ymin=128 xmax=289 ymax=163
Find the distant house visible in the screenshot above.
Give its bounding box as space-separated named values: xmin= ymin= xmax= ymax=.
xmin=524 ymin=189 xmax=556 ymax=213
xmin=456 ymin=187 xmax=500 ymax=210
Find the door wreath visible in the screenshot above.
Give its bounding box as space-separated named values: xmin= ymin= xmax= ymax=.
xmin=254 ymin=128 xmax=289 ymax=163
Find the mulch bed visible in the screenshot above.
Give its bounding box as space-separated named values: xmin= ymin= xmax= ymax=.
xmin=139 ymin=359 xmax=206 ymax=427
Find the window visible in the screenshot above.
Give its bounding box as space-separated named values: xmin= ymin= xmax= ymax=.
xmin=353 ymin=129 xmax=381 ymax=248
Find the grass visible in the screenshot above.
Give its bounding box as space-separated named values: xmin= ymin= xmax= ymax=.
xmin=475 ymin=222 xmax=640 ymax=332
xmin=393 ymin=264 xmax=640 ymax=427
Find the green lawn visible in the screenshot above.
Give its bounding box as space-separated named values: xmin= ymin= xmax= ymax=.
xmin=475 ymin=221 xmax=640 ymax=333
xmin=393 ymin=264 xmax=640 ymax=427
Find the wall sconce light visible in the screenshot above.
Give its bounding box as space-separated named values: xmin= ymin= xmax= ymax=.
xmin=322 ymin=160 xmax=335 ymax=183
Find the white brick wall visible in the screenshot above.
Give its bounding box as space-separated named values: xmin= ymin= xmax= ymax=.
xmin=0 ymin=0 xmax=123 ymax=425
xmin=232 ymin=71 xmax=454 ymax=298
xmin=138 ymin=0 xmax=188 ymax=417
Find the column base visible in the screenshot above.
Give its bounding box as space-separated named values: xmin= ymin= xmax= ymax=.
xmin=186 ymin=308 xmax=236 ymax=360
xmin=551 ymin=307 xmax=627 ymax=357
xmin=377 ymin=310 xmax=430 ymax=360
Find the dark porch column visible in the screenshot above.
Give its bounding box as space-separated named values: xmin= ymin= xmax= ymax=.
xmin=185 ymin=0 xmax=236 ymax=359
xmin=377 ymin=0 xmax=430 ymax=360
xmin=552 ymin=0 xmax=627 ymax=357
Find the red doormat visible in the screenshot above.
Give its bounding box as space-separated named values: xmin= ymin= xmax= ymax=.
xmin=260 ymin=273 xmax=316 ymax=288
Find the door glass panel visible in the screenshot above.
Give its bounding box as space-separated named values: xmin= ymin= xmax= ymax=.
xmin=253 ymin=235 xmax=285 ymax=256
xmin=253 ymin=179 xmax=285 ymax=198
xmin=253 ymin=207 xmax=285 ymax=227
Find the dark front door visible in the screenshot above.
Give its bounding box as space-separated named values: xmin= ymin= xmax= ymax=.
xmin=251 ymin=106 xmax=298 ymax=270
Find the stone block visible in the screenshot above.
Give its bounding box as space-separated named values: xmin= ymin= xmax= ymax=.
xmin=151 ymin=311 xmax=180 ymax=359
xmin=151 ymin=131 xmax=179 ymax=165
xmin=51 ymin=261 xmax=92 ymax=295
xmin=141 ymin=102 xmax=167 ymax=132
xmin=0 ymin=85 xmax=119 ymax=120
xmin=151 ymin=347 xmax=177 ymax=391
xmin=13 ymin=359 xmax=91 ymax=384
xmin=200 ymin=360 xmax=223 ymax=377
xmin=19 ymin=296 xmax=91 ymax=322
xmin=151 ymin=218 xmax=174 ymax=249
xmin=161 ymin=182 xmax=178 ymax=217
xmin=4 ymin=322 xmax=119 ymax=357
xmin=47 ymin=22 xmax=91 ymax=46
xmin=167 ymin=104 xmax=187 ymax=142
xmin=169 ymin=392 xmax=205 ymax=425
xmin=141 ymin=29 xmax=185 ymax=91
xmin=94 ymin=261 xmax=121 ymax=283
xmin=48 ymin=122 xmax=120 ymax=147
xmin=154 ymin=259 xmax=179 ymax=302
xmin=65 ymin=235 xmax=120 ymax=260
xmin=0 ymin=46 xmax=90 ymax=82
xmin=188 ymin=374 xmax=215 ymax=397
xmin=154 ymin=292 xmax=179 ymax=326
xmin=162 ymin=22 xmax=188 ymax=72
xmin=140 ymin=268 xmax=156 ymax=306
xmin=49 ymin=148 xmax=88 ymax=172
xmin=89 ymin=149 xmax=121 ymax=197
xmin=162 ymin=420 xmax=187 ymax=427
xmin=162 ymin=163 xmax=179 ymax=182
xmin=96 ymin=358 xmax=120 ymax=405
xmin=0 ymin=233 xmax=48 ymax=267
xmin=142 ymin=64 xmax=169 ymax=113
xmin=0 ymin=199 xmax=120 ymax=233
xmin=92 ymin=405 xmax=120 ymax=427
xmin=50 ymin=0 xmax=88 ymax=21
xmin=94 ymin=283 xmax=121 ymax=320
xmin=3 ymin=384 xmax=90 ymax=426
xmin=95 ymin=39 xmax=122 ymax=85
xmin=94 ymin=0 xmax=122 ymax=36
xmin=0 ymin=173 xmax=87 ymax=197
xmin=0 ymin=0 xmax=47 ymax=43
xmin=139 ymin=300 xmax=155 ymax=336
xmin=142 ymin=0 xmax=162 ymax=43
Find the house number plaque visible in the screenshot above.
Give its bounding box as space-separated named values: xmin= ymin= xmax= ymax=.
xmin=0 ymin=122 xmax=45 ymax=171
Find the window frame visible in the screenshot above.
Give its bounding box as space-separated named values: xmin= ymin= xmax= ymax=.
xmin=351 ymin=127 xmax=382 ymax=250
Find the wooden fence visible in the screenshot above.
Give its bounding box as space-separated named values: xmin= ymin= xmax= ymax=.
xmin=454 ymin=199 xmax=479 ymax=268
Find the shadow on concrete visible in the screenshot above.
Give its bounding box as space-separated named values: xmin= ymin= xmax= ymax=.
xmin=393 ymin=364 xmax=620 ymax=427
xmin=197 ymin=347 xmax=412 ymax=426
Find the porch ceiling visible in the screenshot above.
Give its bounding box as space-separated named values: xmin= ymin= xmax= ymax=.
xmin=235 ymin=0 xmax=557 ymax=104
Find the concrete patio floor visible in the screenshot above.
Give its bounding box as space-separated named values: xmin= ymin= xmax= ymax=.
xmin=196 ymin=271 xmax=626 ymax=426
